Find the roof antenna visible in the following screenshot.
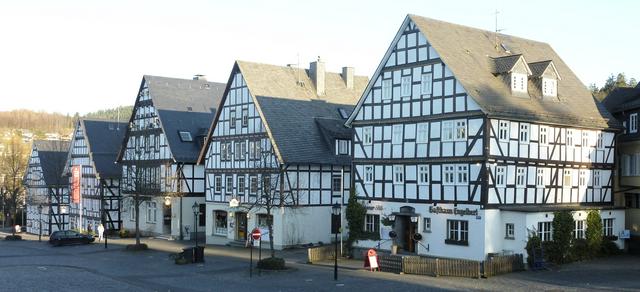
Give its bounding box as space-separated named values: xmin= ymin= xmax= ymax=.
xmin=494 ymin=9 xmax=504 ymax=51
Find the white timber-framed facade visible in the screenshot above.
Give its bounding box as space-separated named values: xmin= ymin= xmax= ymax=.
xmin=345 ymin=15 xmax=624 ymax=261
xmin=117 ymin=75 xmax=225 ymax=239
xmin=199 ymin=60 xmax=367 ymax=249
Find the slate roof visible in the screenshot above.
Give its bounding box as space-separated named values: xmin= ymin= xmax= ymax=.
xmin=491 ymin=54 xmax=523 ymax=74
xmin=81 ymin=119 xmax=127 ymax=178
xmin=528 ymin=60 xmax=556 ymax=78
xmin=602 ymin=87 xmax=640 ymax=113
xmin=33 ymin=140 xmax=70 ymax=185
xmin=199 ymin=61 xmax=367 ymax=165
xmin=348 ymin=15 xmax=619 ymax=130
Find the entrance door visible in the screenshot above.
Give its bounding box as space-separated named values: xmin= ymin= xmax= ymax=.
xmin=236 ymin=212 xmax=247 ymax=241
xmin=395 ymin=216 xmax=417 ymax=253
xmin=162 ymin=204 xmax=171 ymax=235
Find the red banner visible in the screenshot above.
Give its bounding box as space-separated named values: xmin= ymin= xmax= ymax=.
xmin=71 ymin=165 xmax=81 ymax=204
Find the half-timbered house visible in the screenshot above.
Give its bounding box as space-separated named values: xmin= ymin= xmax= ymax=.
xmin=603 ymin=84 xmax=640 ymax=249
xmin=346 ymin=15 xmax=624 ymax=260
xmin=117 ymin=75 xmax=225 ymax=239
xmin=24 ymin=140 xmax=70 ymax=235
xmin=198 ymin=60 xmax=367 ymax=248
xmin=64 ymin=118 xmax=126 ymax=233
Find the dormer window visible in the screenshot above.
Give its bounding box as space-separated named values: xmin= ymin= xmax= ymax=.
xmin=542 ymin=78 xmax=557 ymax=97
xmin=336 ymin=139 xmax=350 ymax=155
xmin=511 ymin=73 xmax=527 ymax=93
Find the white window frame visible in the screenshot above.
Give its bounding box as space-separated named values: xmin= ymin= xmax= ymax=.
xmin=593 ymin=170 xmax=601 ymax=189
xmin=536 ymin=168 xmax=545 ymax=188
xmin=416 ymin=123 xmax=428 ymax=144
xmin=332 ymin=174 xmax=342 ymax=196
xmin=511 ymin=73 xmax=527 ymax=93
xmin=455 ymin=120 xmax=467 ymax=140
xmin=423 ymin=217 xmax=431 ymax=232
xmin=542 ymin=78 xmax=557 ymax=97
xmin=516 ymin=167 xmax=526 ymax=188
xmin=421 ymin=73 xmax=433 ymax=95
xmin=456 ymin=164 xmax=468 ymax=185
xmin=393 ymin=165 xmax=404 ymax=184
xmin=146 ymin=201 xmax=157 ymax=224
xmin=337 ymin=139 xmax=349 ymax=155
xmin=631 ymin=113 xmax=638 ymax=133
xmin=364 ymin=214 xmax=380 ymax=233
xmin=401 ymin=76 xmax=412 ymax=97
xmin=392 ymin=124 xmax=403 ymax=145
xmin=519 ymin=124 xmax=530 ymax=144
xmin=364 ymin=165 xmax=374 ymax=184
xmin=362 ymin=126 xmax=373 ymax=146
xmin=213 ymin=210 xmax=228 ymax=236
xmin=602 ymin=218 xmax=614 ymax=237
xmin=574 ymin=220 xmax=585 ymax=239
xmin=597 ymin=133 xmax=604 ymax=149
xmin=241 ymin=108 xmax=249 ymax=127
xmin=443 ymin=165 xmax=455 ymax=185
xmin=446 ymin=219 xmax=469 ymax=244
xmin=249 ymin=176 xmax=258 ymax=195
xmin=563 ymin=169 xmax=572 ymax=188
xmin=237 ymin=176 xmax=245 ymax=195
xmin=229 ymin=109 xmax=237 ymax=129
xmin=538 ymin=221 xmax=552 ymax=241
xmin=498 ymin=121 xmax=509 ymax=142
xmin=582 ymin=131 xmax=589 ymax=148
xmin=495 ymin=166 xmax=506 ymax=187
xmin=382 ymin=79 xmax=392 ymax=100
xmin=418 ymin=165 xmax=429 ymax=185
xmin=442 ymin=121 xmax=454 ymax=142
xmin=539 ymin=126 xmax=548 ymax=145
xmin=505 ymin=223 xmax=515 ymax=239
xmin=226 ymin=176 xmax=233 ymax=194
xmin=214 ymin=175 xmax=222 ymax=193
xmin=578 ymin=169 xmax=587 ymax=189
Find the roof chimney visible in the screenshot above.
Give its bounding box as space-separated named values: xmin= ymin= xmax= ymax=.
xmin=193 ymin=74 xmax=207 ymax=81
xmin=309 ymin=57 xmax=325 ymax=96
xmin=342 ymin=67 xmax=354 ymax=89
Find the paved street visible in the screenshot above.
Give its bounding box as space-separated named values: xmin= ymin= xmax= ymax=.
xmin=1 ymin=231 xmax=639 ymax=291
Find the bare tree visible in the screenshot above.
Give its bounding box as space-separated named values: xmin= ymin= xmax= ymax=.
xmin=121 ymin=160 xmax=159 ymax=247
xmin=0 ymin=133 xmax=29 ymax=226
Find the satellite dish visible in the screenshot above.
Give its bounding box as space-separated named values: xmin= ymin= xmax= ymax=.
xmin=413 ymin=233 xmax=423 ymax=241
xmin=388 ymin=231 xmax=397 ymax=239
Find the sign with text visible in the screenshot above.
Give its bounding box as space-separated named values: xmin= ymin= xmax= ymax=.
xmin=71 ymin=165 xmax=81 ymax=204
xmin=429 ymin=206 xmax=478 ymax=216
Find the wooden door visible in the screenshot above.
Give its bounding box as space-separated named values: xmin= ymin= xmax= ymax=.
xmin=236 ymin=212 xmax=247 ymax=240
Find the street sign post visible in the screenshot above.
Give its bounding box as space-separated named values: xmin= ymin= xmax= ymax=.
xmin=249 ymin=228 xmax=261 ymax=278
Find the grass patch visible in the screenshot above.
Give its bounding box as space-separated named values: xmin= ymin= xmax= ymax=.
xmin=125 ymin=243 xmax=148 ymax=251
xmin=257 ymin=257 xmax=286 ymax=270
xmin=4 ymin=235 xmax=22 ymax=241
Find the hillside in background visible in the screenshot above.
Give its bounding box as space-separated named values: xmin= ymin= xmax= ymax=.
xmin=84 ymin=105 xmax=133 ymax=121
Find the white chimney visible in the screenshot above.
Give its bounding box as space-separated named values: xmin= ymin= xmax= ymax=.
xmin=342 ymin=67 xmax=354 ymax=89
xmin=193 ymin=74 xmax=207 ymax=81
xmin=309 ymin=57 xmax=325 ymax=96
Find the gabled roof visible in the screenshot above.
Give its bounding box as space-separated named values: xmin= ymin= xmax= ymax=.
xmin=602 ymin=87 xmax=640 ymax=113
xmin=33 ymin=140 xmax=69 ymax=185
xmin=528 ymin=60 xmax=561 ymax=79
xmin=118 ymin=75 xmax=226 ymax=163
xmin=198 ymin=61 xmax=367 ymax=165
xmin=347 ymin=15 xmax=619 ymax=130
xmin=491 ymin=54 xmax=531 ymax=75
xmin=81 ymin=118 xmax=127 ymax=178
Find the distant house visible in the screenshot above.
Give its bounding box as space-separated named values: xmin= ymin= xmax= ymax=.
xmin=345 ymin=15 xmax=623 ymax=260
xmin=198 ymin=60 xmax=367 ymax=248
xmin=602 ymin=83 xmax=640 ymax=246
xmin=63 ymin=118 xmax=127 ymax=233
xmin=116 ymin=75 xmax=225 ymax=238
xmin=23 ymin=140 xmax=70 ymax=235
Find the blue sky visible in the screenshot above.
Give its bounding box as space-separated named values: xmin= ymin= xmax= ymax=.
xmin=0 ymin=0 xmax=637 ymax=114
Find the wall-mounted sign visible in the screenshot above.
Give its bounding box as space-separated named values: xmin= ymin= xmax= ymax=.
xmin=429 ymin=206 xmax=479 ymax=216
xmin=71 ymin=166 xmax=81 ymax=204
xmin=229 ymin=198 xmax=239 ymax=208
xmin=365 ymin=204 xmax=383 ymax=211
xmin=620 ymin=229 xmax=631 ymax=239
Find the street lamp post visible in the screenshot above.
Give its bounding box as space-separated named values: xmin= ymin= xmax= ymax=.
xmin=37 ymin=204 xmax=43 ymax=242
xmin=192 ymin=202 xmax=199 ymax=248
xmin=331 ymin=203 xmax=341 ymax=281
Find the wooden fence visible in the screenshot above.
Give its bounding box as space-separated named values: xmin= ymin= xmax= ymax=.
xmin=378 ymin=255 xmax=403 ymax=273
xmin=402 ymin=256 xmax=481 ymax=278
xmin=307 ymin=244 xmax=344 ymax=263
xmin=483 ymin=254 xmax=525 ymax=277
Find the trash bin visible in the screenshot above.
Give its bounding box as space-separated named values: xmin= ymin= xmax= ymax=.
xmin=182 ymin=247 xmax=194 ymax=263
xmin=194 ymin=246 xmax=205 ymax=263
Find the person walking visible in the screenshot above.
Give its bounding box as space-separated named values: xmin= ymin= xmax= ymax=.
xmin=97 ymin=223 xmax=105 ymax=242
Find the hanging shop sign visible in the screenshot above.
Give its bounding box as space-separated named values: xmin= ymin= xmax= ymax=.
xmin=428 ymin=206 xmax=478 ymax=216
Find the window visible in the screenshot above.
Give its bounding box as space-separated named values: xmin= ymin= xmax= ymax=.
xmin=442 ymin=121 xmax=454 ymax=141
xmin=563 ymin=169 xmax=572 ymax=187
xmin=257 ymin=214 xmax=272 ymax=228
xmin=597 ymin=133 xmax=604 ymax=149
xmin=364 ymin=214 xmax=380 ymax=233
xmin=505 ymin=223 xmax=514 ymax=239
xmin=455 ymin=120 xmax=467 ymax=140
xmin=235 ymin=141 xmax=246 ymax=160
xmin=146 ymin=202 xmax=157 ymax=223
xmin=249 ymin=176 xmax=258 ymax=195
xmin=578 ymin=170 xmax=587 ymax=188
xmin=574 ymin=220 xmax=585 ymax=239
xmin=393 ymin=165 xmax=404 ymax=184
xmin=401 ymin=76 xmax=412 ymax=97
xmin=241 ymin=108 xmax=249 ymax=127
xmin=603 ymin=218 xmax=614 ymax=237
xmin=446 ymin=220 xmax=468 ymax=245
xmin=498 ymin=121 xmax=509 ymax=141
xmin=630 ymin=113 xmax=638 ymax=133
xmin=237 ymin=176 xmax=245 ymax=194
xmin=456 ymin=164 xmax=468 ymax=185
xmin=226 ymin=176 xmax=233 ymax=194
xmin=253 ymin=140 xmax=262 ymax=160
xmin=392 ymin=125 xmax=403 ymax=145
xmin=511 ymin=73 xmax=527 ymax=93
xmin=337 ymin=139 xmax=349 ymax=155
xmin=213 ymin=211 xmax=227 ymax=236
xmin=423 ymin=217 xmax=431 ymax=232
xmin=421 ymin=73 xmax=433 ymax=95
xmin=495 ymin=166 xmax=506 ymax=187
xmin=332 ymin=174 xmax=342 ymax=196
xmin=416 ymin=123 xmax=428 ymax=144
xmin=593 ymin=170 xmax=601 ymax=188
xmin=129 ymin=205 xmax=135 ymax=221
xmin=542 ymin=78 xmax=557 ymax=97
xmin=418 ymin=165 xmax=429 ymax=185
xmin=519 ymin=124 xmax=529 ymax=143
xmin=179 ymin=131 xmax=193 ymax=142
xmin=536 ymin=168 xmax=545 ymax=188
xmin=362 ymin=126 xmax=373 ymax=145
xmin=538 ymin=221 xmax=552 ymax=241
xmin=214 ymin=176 xmax=222 ymax=193
xmin=582 ymin=132 xmax=589 ymax=148
xmin=516 ymin=168 xmax=526 ymax=188
xmin=539 ymin=126 xmax=548 ymax=145
xmin=364 ymin=166 xmax=373 ymax=184
xmin=221 ymin=143 xmax=228 ymax=161
xmin=443 ymin=165 xmax=455 ymax=185
xmin=199 ymin=204 xmax=206 ymax=226
xmin=622 ymin=154 xmax=631 ymax=176
xmin=382 ymin=79 xmax=392 ymax=100
xmin=248 ymin=141 xmax=255 ymax=159
xmin=229 ymin=109 xmax=237 ymax=129
xmin=262 ymin=176 xmax=271 ymax=195
xmin=566 ymin=130 xmax=574 ymax=146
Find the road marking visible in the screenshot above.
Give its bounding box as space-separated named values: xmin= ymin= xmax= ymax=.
xmin=37 ymin=266 xmax=47 ymax=271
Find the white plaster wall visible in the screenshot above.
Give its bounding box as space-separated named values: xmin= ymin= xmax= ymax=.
xmin=171 ymin=196 xmax=205 ymax=238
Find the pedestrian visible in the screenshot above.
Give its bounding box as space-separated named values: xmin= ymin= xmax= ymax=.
xmin=97 ymin=223 xmax=105 ymax=242
xmin=87 ymin=223 xmax=93 ymax=234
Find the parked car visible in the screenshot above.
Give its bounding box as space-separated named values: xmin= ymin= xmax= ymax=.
xmin=49 ymin=230 xmax=95 ymax=246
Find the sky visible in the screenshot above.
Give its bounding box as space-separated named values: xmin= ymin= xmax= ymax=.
xmin=0 ymin=0 xmax=638 ymax=115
